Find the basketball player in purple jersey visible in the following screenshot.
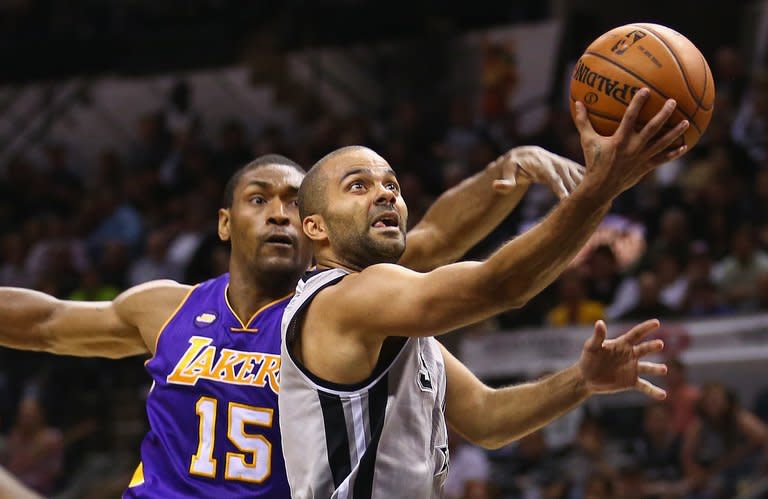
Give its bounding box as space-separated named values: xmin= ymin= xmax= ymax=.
xmin=0 ymin=148 xmax=583 ymax=497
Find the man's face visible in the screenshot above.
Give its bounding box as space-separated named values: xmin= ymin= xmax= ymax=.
xmin=220 ymin=164 xmax=312 ymax=278
xmin=320 ymin=149 xmax=408 ymax=268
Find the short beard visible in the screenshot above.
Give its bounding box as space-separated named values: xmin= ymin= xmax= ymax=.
xmin=330 ymin=221 xmax=405 ymax=269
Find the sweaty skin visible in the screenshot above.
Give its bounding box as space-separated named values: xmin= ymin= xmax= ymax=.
xmin=292 ymin=89 xmax=688 ymax=450
xmin=0 ymin=147 xmax=584 ymax=361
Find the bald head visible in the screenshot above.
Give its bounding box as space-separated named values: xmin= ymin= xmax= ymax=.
xmin=298 ymin=145 xmax=383 ymax=219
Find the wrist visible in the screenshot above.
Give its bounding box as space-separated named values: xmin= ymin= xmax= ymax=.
xmin=569 ymin=178 xmax=615 ymax=211
xmin=566 ymin=363 xmax=592 ymax=398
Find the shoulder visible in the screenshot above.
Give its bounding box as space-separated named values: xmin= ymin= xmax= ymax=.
xmin=115 ymin=279 xmax=192 ymax=309
xmin=113 ymin=280 xmax=194 ymax=326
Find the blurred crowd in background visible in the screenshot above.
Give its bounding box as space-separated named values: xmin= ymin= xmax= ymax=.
xmin=1 ymin=1 xmax=768 ymax=498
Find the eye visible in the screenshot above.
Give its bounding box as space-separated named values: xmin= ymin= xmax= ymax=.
xmin=249 ymin=196 xmax=266 ymax=205
xmin=385 ymin=182 xmax=399 ymax=192
xmin=289 ymin=199 xmax=299 ymax=208
xmin=349 ymin=181 xmax=366 ymax=192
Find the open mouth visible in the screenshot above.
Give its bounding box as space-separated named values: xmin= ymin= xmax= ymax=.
xmin=371 ymin=213 xmax=400 ymax=229
xmin=264 ymin=234 xmax=294 ymax=247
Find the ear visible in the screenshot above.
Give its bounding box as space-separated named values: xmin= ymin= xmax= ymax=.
xmin=218 ymin=208 xmax=231 ymax=242
xmin=303 ymin=214 xmax=328 ymax=242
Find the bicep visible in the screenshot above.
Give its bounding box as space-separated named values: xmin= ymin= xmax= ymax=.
xmin=45 ymin=300 xmax=147 ymax=358
xmin=441 ymin=344 xmax=492 ymax=445
xmin=324 ymin=263 xmax=502 ymax=338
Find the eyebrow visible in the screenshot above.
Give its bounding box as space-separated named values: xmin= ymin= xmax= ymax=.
xmin=339 ymin=167 xmax=398 ymax=183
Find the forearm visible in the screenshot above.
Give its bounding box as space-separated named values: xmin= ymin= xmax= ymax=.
xmin=0 ymin=288 xmax=57 ymax=351
xmin=478 ymin=184 xmax=610 ymax=307
xmin=401 ymin=160 xmax=526 ymax=271
xmin=478 ymin=365 xmax=589 ymax=449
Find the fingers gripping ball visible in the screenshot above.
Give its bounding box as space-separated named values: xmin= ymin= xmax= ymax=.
xmin=570 ymin=23 xmax=715 ymax=148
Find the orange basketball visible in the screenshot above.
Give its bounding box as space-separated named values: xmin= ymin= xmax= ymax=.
xmin=570 ymin=23 xmax=715 ymax=148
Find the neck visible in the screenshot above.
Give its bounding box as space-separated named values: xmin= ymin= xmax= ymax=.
xmin=227 ymin=260 xmax=296 ymax=321
xmin=315 ymin=250 xmax=365 ymax=273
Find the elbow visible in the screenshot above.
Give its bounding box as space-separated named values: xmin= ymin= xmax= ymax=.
xmin=495 ymin=280 xmax=536 ymax=310
xmin=473 ymin=435 xmax=507 ymax=450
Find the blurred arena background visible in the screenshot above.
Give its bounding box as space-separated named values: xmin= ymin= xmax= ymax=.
xmin=1 ymin=0 xmax=768 ymax=497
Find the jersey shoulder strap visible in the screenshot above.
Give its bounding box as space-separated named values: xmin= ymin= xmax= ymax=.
xmin=282 ymin=268 xmax=349 ymax=344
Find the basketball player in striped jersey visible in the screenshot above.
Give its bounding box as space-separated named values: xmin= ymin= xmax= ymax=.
xmin=279 ymin=89 xmax=690 ymax=498
xmin=0 ymin=148 xmax=583 ymax=497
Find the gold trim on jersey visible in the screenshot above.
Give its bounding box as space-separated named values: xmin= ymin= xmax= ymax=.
xmin=223 ymin=284 xmax=293 ymax=332
xmin=144 ymin=285 xmax=199 ymax=367
xmin=128 ymin=461 xmax=145 ymax=487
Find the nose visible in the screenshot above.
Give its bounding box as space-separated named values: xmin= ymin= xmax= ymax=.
xmin=267 ymin=200 xmax=290 ymax=226
xmin=374 ymin=184 xmax=396 ymax=206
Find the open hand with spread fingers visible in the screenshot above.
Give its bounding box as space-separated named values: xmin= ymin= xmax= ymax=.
xmin=573 ymin=88 xmax=690 ymax=204
xmin=578 ymin=319 xmax=668 ymax=400
xmin=491 ymin=146 xmax=586 ymax=199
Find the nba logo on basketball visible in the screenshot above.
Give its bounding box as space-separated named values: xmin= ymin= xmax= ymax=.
xmin=611 ymin=30 xmax=646 ymax=55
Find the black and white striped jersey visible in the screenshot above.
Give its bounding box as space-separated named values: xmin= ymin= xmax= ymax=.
xmin=279 ymin=268 xmax=449 ymax=499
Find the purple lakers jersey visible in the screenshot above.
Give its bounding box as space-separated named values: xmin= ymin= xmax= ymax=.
xmin=124 ymin=274 xmax=291 ymax=498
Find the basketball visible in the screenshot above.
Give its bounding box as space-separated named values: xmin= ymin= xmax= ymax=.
xmin=570 ymin=23 xmax=715 ymax=148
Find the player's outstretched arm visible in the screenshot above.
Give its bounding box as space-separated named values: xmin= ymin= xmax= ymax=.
xmin=316 ymin=89 xmax=689 ymax=339
xmin=0 ymin=465 xmax=43 ymax=499
xmin=400 ymin=146 xmax=585 ymax=272
xmin=443 ymin=319 xmax=667 ymax=449
xmin=0 ymin=280 xmax=191 ymax=359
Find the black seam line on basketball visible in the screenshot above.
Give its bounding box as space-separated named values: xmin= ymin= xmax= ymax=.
xmin=698 ymin=50 xmax=711 ymax=114
xmin=570 ymin=95 xmax=623 ymax=122
xmin=570 ymin=94 xmax=679 ymax=128
xmin=582 ymin=50 xmax=702 ymax=134
xmin=631 ymin=23 xmax=712 ymax=112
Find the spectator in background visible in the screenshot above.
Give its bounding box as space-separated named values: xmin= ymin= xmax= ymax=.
xmin=25 ymin=215 xmax=88 ymax=286
xmin=558 ymin=418 xmax=616 ymax=495
xmin=686 ymin=240 xmax=716 ymax=284
xmin=646 ymin=208 xmax=691 ymax=264
xmin=183 ymin=232 xmax=230 ymax=284
xmin=732 ymin=70 xmax=768 ymax=163
xmin=582 ymin=472 xmax=617 ymax=499
xmin=501 ymin=430 xmax=564 ymax=498
xmin=165 ymin=81 xmax=198 ymax=138
xmin=546 ymin=269 xmax=605 ymax=327
xmin=682 ymin=383 xmax=767 ymax=499
xmin=444 ymin=428 xmax=491 ymax=499
xmin=99 ymin=241 xmax=131 ymax=290
xmin=2 ymin=396 xmax=64 ymax=495
xmin=213 ymin=120 xmax=253 ymax=182
xmin=585 ymin=244 xmax=622 ymax=306
xmin=86 ymin=191 xmax=143 ymax=256
xmin=0 ymin=234 xmax=30 ymax=288
xmin=628 ymin=403 xmax=686 ymax=498
xmin=713 ymin=47 xmax=747 ymax=106
xmin=69 ymin=268 xmax=120 ymax=301
xmin=654 ymin=252 xmax=689 ymax=312
xmin=167 ymin=198 xmax=213 ymax=274
xmin=619 ymin=271 xmax=676 ymax=321
xmin=712 ymin=224 xmax=768 ymax=310
xmin=130 ymin=112 xmax=170 ymax=170
xmin=665 ymin=358 xmax=701 ymax=435
xmin=684 ymin=279 xmax=733 ymax=317
xmin=438 ymin=97 xmax=482 ymax=164
xmin=41 ymin=143 xmax=83 ymax=215
xmin=128 ymin=230 xmax=181 ymax=286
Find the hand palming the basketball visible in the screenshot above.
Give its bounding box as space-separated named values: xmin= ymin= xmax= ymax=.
xmin=579 ymin=318 xmax=668 ymax=400
xmin=573 ymin=88 xmax=689 ymax=203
